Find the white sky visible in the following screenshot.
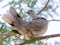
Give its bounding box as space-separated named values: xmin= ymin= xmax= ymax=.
xmin=0 ymin=0 xmax=60 ymax=45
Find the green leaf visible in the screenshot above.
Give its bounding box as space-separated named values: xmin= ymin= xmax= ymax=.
xmin=26 ymin=0 xmax=37 ymax=8
xmin=6 ymin=38 xmax=11 ymax=44
xmin=24 ymin=37 xmax=41 ymax=44
xmin=38 ymin=41 xmax=42 ymax=45
xmin=26 ymin=0 xmax=31 ymax=4
xmin=44 ymin=5 xmax=52 ymax=10
xmin=0 ymin=39 xmax=3 ymax=45
xmin=0 ymin=23 xmax=4 ymax=32
xmin=44 ymin=43 xmax=48 ymax=45
xmin=31 ymin=0 xmax=37 ymax=8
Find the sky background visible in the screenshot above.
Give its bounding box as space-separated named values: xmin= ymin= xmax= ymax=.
xmin=0 ymin=0 xmax=60 ymax=45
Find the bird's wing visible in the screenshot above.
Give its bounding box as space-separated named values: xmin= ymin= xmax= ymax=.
xmin=27 ymin=18 xmax=48 ymax=37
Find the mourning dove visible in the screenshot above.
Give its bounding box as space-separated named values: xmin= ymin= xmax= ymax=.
xmin=2 ymin=7 xmax=48 ymax=38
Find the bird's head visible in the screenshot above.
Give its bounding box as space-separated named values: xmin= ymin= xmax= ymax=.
xmin=26 ymin=10 xmax=35 ymax=15
xmin=26 ymin=10 xmax=37 ymax=19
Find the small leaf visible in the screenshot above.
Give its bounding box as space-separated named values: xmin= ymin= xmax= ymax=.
xmin=6 ymin=38 xmax=11 ymax=44
xmin=0 ymin=39 xmax=3 ymax=45
xmin=31 ymin=0 xmax=37 ymax=8
xmin=44 ymin=43 xmax=48 ymax=45
xmin=24 ymin=37 xmax=41 ymax=44
xmin=44 ymin=5 xmax=52 ymax=10
xmin=26 ymin=0 xmax=31 ymax=4
xmin=0 ymin=23 xmax=4 ymax=32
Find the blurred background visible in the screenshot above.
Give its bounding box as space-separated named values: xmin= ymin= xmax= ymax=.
xmin=0 ymin=0 xmax=60 ymax=45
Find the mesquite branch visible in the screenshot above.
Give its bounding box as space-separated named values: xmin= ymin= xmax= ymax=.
xmin=20 ymin=34 xmax=60 ymax=45
xmin=1 ymin=33 xmax=60 ymax=44
xmin=37 ymin=0 xmax=50 ymax=15
xmin=48 ymin=19 xmax=60 ymax=22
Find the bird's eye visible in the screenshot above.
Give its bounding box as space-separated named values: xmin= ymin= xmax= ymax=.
xmin=30 ymin=10 xmax=34 ymax=12
xmin=27 ymin=10 xmax=33 ymax=12
xmin=26 ymin=10 xmax=34 ymax=14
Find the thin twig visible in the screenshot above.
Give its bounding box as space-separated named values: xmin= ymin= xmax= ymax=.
xmin=40 ymin=34 xmax=60 ymax=39
xmin=48 ymin=19 xmax=60 ymax=22
xmin=37 ymin=0 xmax=50 ymax=15
xmin=47 ymin=11 xmax=53 ymax=18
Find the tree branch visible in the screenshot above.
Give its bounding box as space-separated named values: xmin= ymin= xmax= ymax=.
xmin=48 ymin=19 xmax=60 ymax=22
xmin=1 ymin=32 xmax=60 ymax=45
xmin=40 ymin=34 xmax=60 ymax=39
xmin=37 ymin=0 xmax=50 ymax=15
xmin=21 ymin=34 xmax=60 ymax=45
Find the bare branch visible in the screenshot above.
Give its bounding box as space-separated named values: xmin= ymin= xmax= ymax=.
xmin=48 ymin=19 xmax=60 ymax=22
xmin=37 ymin=0 xmax=50 ymax=15
xmin=40 ymin=34 xmax=60 ymax=39
xmin=21 ymin=34 xmax=60 ymax=45
xmin=47 ymin=11 xmax=53 ymax=18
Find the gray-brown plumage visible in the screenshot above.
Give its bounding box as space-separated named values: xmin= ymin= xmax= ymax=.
xmin=2 ymin=7 xmax=48 ymax=38
xmin=26 ymin=10 xmax=37 ymax=19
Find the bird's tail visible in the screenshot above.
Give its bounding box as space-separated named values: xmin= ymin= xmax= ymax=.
xmin=2 ymin=7 xmax=24 ymax=27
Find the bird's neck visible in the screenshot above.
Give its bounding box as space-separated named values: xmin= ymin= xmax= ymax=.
xmin=29 ymin=13 xmax=37 ymax=19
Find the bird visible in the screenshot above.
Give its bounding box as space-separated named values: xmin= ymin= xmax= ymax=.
xmin=25 ymin=10 xmax=48 ymax=38
xmin=2 ymin=7 xmax=48 ymax=38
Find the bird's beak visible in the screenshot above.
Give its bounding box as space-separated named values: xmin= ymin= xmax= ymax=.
xmin=26 ymin=11 xmax=29 ymax=14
